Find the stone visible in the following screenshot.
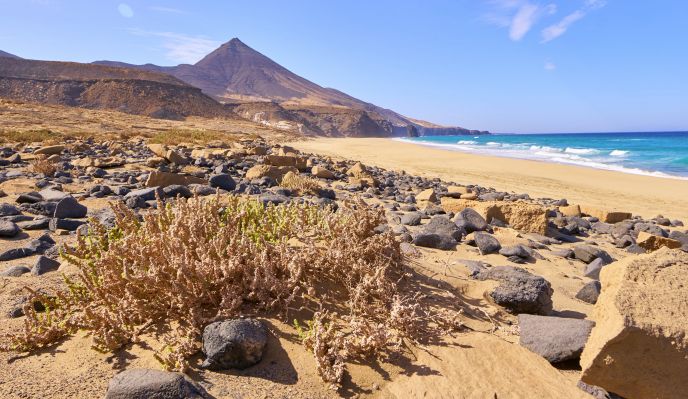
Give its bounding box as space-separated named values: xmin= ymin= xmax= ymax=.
xmin=573 ymin=244 xmax=613 ymax=264
xmin=476 ymin=266 xmax=553 ymax=315
xmin=32 ymin=255 xmax=61 ymax=275
xmin=34 ymin=145 xmax=64 ymax=155
xmin=105 ymin=369 xmax=209 ymax=399
xmin=265 ymin=155 xmax=307 ymax=171
xmin=208 ymin=174 xmax=236 ymax=191
xmin=53 ymin=196 xmax=87 ymax=219
xmin=584 ymin=258 xmax=607 ymax=280
xmin=124 ymin=187 xmax=164 ymax=202
xmin=147 ymin=143 xmax=168 ymax=158
xmin=580 ymin=206 xmax=632 ymax=224
xmin=245 ymin=165 xmax=297 ymax=181
xmin=576 ymin=281 xmax=602 ymax=304
xmin=201 ymin=318 xmax=268 ymax=370
xmin=454 ymin=208 xmax=487 ymax=233
xmin=559 ymin=204 xmax=582 ymax=217
xmin=163 ymin=185 xmax=193 ymax=199
xmin=49 ymin=218 xmax=86 ymax=231
xmin=0 ymin=219 xmax=20 ymax=237
xmin=311 ymin=166 xmax=335 ymax=179
xmin=412 ymin=233 xmax=457 ymax=250
xmin=0 ymin=265 xmax=31 ymax=277
xmin=145 ymin=171 xmax=206 ymax=187
xmin=444 ymin=185 xmax=469 ymax=198
xmin=518 ymin=314 xmax=595 ymax=363
xmin=499 ymin=245 xmax=531 ymax=259
xmin=0 ymin=203 xmax=21 ymax=216
xmin=415 ymin=189 xmax=438 ymax=204
xmin=550 ymin=248 xmax=574 ymax=258
xmin=474 ymin=232 xmax=501 ymax=255
xmin=460 ymin=260 xmax=490 ymax=277
xmin=580 ymin=248 xmax=688 ymax=399
xmin=441 ymin=198 xmax=548 ymax=234
xmin=636 ymin=231 xmax=682 ymax=251
xmin=400 ymin=212 xmax=422 ymax=226
xmin=38 ymin=188 xmax=69 ymax=202
xmin=165 ymin=149 xmax=189 ymax=165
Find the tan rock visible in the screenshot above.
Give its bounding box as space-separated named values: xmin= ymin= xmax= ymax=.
xmin=165 ymin=149 xmax=188 ymax=165
xmin=581 ymin=206 xmax=632 ymax=223
xmin=580 ymin=248 xmax=688 ymax=399
xmin=245 ymin=165 xmax=297 ymax=181
xmin=559 ymin=204 xmax=582 ymax=217
xmin=416 ymin=189 xmax=438 ymax=204
xmin=348 ymin=176 xmax=378 ymax=188
xmin=264 ymin=155 xmax=308 ymax=171
xmin=445 ymin=186 xmax=469 ymax=198
xmin=636 ymin=231 xmax=682 ymax=251
xmin=146 ymin=157 xmax=166 ymax=168
xmin=72 ymin=157 xmax=124 ymax=168
xmin=34 ymin=145 xmax=64 ymax=155
xmin=441 ymin=198 xmax=548 ymax=234
xmin=460 ymin=193 xmax=478 ymax=200
xmin=46 ymin=154 xmax=61 ymax=162
xmin=247 ymin=146 xmax=267 ymax=156
xmin=347 ymin=162 xmax=367 ymax=177
xmin=145 ymin=171 xmax=207 ymax=188
xmin=311 ymin=166 xmax=335 ymax=179
xmin=277 ymin=146 xmax=298 ymax=156
xmin=147 ymin=143 xmax=167 ymax=158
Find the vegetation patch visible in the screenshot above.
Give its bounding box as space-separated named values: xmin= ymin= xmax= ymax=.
xmin=1 ymin=196 xmax=461 ymax=386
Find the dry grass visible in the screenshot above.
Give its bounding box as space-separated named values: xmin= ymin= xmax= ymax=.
xmin=281 ymin=171 xmax=322 ymax=195
xmin=0 ymin=129 xmax=57 ymax=144
xmin=1 ymin=195 xmax=460 ymax=386
xmin=29 ymin=158 xmax=59 ymax=177
xmin=148 ymin=129 xmax=246 ymax=146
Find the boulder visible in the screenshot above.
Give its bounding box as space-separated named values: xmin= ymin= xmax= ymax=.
xmin=145 ymin=171 xmax=207 ymax=188
xmin=580 ymin=248 xmax=688 ymax=399
xmin=474 ymin=232 xmax=501 ymax=255
xmin=208 ymin=174 xmax=236 ymax=191
xmin=583 ymin=258 xmax=607 ymax=280
xmin=444 ymin=185 xmax=469 ymax=198
xmin=400 ymin=212 xmax=422 ymax=226
xmin=0 ymin=219 xmax=20 ymax=237
xmin=412 ymin=215 xmax=462 ymax=250
xmin=476 ymin=266 xmax=553 ymax=315
xmin=53 ymin=196 xmax=87 ymax=219
xmin=165 ymin=149 xmax=188 ymax=165
xmin=580 ymin=206 xmax=632 ymax=224
xmin=245 ymin=165 xmax=297 ymax=181
xmin=576 ymin=281 xmax=602 ymax=304
xmin=573 ymin=244 xmax=613 ymax=264
xmin=201 ymin=318 xmax=268 ymax=370
xmin=636 ymin=231 xmax=682 ymax=251
xmin=34 ymin=145 xmax=64 ymax=155
xmin=32 ymin=255 xmax=61 ymax=275
xmin=265 ymin=155 xmax=307 ymax=171
xmin=105 ymin=369 xmax=208 ymax=399
xmin=441 ymin=198 xmax=548 ymax=234
xmin=311 ymin=166 xmax=335 ymax=179
xmin=0 ymin=203 xmax=21 ymax=216
xmin=518 ymin=314 xmax=595 ymax=363
xmin=147 ymin=143 xmax=168 ymax=158
xmin=415 ymin=189 xmax=438 ymax=204
xmin=559 ymin=205 xmax=582 ymax=217
xmin=454 ymin=208 xmax=487 ymax=233
xmin=412 ymin=233 xmax=457 ymax=251
xmin=0 ymin=265 xmax=31 ymax=277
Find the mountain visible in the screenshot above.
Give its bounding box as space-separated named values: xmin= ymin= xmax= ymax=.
xmin=95 ymin=38 xmax=488 ymax=136
xmin=0 ymin=50 xmax=21 ymax=59
xmin=0 ymin=57 xmax=230 ymax=120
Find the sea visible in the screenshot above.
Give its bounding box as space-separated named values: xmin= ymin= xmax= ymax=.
xmin=398 ymin=131 xmax=688 ymax=179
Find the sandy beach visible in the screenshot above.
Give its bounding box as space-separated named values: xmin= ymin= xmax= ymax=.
xmin=292 ymin=138 xmax=688 ymax=222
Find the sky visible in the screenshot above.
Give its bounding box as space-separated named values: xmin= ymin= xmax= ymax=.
xmin=1 ymin=0 xmax=687 ymax=133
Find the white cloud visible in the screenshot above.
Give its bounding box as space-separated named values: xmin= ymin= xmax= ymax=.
xmin=541 ymin=0 xmax=606 ymax=42
xmin=544 ymin=61 xmax=556 ymax=71
xmin=148 ymin=6 xmax=185 ymax=14
xmin=118 ymin=3 xmax=134 ymax=18
xmin=484 ymin=1 xmax=558 ymax=41
xmin=128 ymin=29 xmax=220 ymax=64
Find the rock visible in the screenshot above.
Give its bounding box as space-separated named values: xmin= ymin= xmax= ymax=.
xmin=577 ymin=381 xmax=621 ymax=399
xmin=441 ymin=198 xmax=548 ymax=234
xmin=208 ymin=174 xmax=236 ymax=191
xmin=34 ymin=145 xmax=64 ymax=155
xmin=0 ymin=203 xmax=21 ymax=216
xmin=0 ymin=247 xmax=34 ymax=261
xmin=412 ymin=233 xmax=457 ymax=250
xmin=474 ymin=232 xmax=501 ymax=255
xmin=454 ymin=208 xmax=487 ymax=233
xmin=124 ymin=187 xmax=164 ymax=202
xmin=476 ymin=266 xmax=553 ymax=315
xmin=245 ymin=165 xmax=297 ymax=181
xmin=53 ymin=196 xmax=87 ymax=219
xmin=573 ymin=244 xmax=612 ymax=264
xmin=38 ymin=188 xmax=69 ymax=202
xmin=0 ymin=265 xmax=31 ymax=277
xmin=634 ymin=222 xmax=668 ymax=237
xmin=444 ymin=185 xmax=469 ymax=198
xmin=499 ymin=245 xmax=531 ymax=259
xmin=165 ymin=149 xmax=189 ymax=165
xmin=584 ymin=258 xmax=607 ymax=280
xmin=400 ymin=212 xmax=422 ymax=226
xmin=201 ymin=318 xmax=268 ymax=370
xmin=147 ymin=144 xmax=168 ymax=158
xmin=105 ymin=369 xmax=208 ymax=399
xmin=550 ymin=248 xmax=574 ymax=258
xmin=311 ymin=166 xmax=335 ymax=179
xmin=580 ymin=248 xmax=688 ymax=399
xmin=580 ymin=206 xmax=632 ymax=224
xmin=636 ymin=231 xmax=682 ymax=251
xmin=49 ymin=218 xmax=86 ymax=231
xmin=625 ymin=244 xmax=647 ymax=254
xmin=460 ymin=260 xmax=490 ymax=277
xmin=668 ymin=230 xmax=688 ymax=246
xmin=0 ymin=219 xmax=20 ymax=237
xmin=145 ymin=171 xmax=207 ymax=187
xmin=347 ymin=162 xmax=367 ymax=177
xmin=264 ymin=155 xmax=307 ymax=171
xmin=559 ymin=204 xmax=582 ymax=217
xmin=32 ymin=255 xmax=61 ymax=275
xmin=576 ymin=281 xmax=602 ymax=304
xmin=162 ymin=185 xmax=193 ymax=199
xmin=415 ymin=189 xmax=438 ymax=204
xmin=518 ymin=314 xmax=595 ymax=363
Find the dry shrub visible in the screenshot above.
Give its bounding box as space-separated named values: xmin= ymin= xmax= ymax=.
xmin=29 ymin=158 xmax=59 ymax=177
xmin=0 ymin=129 xmax=56 ymax=144
xmin=149 ymin=129 xmax=239 ymax=146
xmin=281 ymin=171 xmax=322 ymax=195
xmin=1 ymin=195 xmax=460 ymax=386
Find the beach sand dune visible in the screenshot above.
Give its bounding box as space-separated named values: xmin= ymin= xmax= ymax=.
xmin=292 ymin=138 xmax=688 ymax=222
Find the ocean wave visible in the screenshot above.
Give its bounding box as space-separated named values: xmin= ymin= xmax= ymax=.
xmin=457 ymin=140 xmax=477 ymax=145
xmin=564 ymin=147 xmax=600 ymax=155
xmin=610 ymin=150 xmax=629 ymax=156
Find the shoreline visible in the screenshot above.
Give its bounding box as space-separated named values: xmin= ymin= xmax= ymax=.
xmin=394 ymin=137 xmax=688 ymax=181
xmin=291 ymin=137 xmax=688 ymax=222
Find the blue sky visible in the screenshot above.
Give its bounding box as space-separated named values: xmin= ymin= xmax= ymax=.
xmin=1 ymin=0 xmax=687 ymax=133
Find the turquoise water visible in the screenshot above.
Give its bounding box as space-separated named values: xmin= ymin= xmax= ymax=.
xmin=399 ymin=131 xmax=688 ymax=179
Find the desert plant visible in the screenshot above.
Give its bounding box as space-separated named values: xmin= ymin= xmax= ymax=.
xmin=0 ymin=129 xmax=56 ymax=144
xmin=280 ymin=171 xmax=322 ymax=195
xmin=29 ymin=158 xmax=59 ymax=177
xmin=1 ymin=195 xmax=461 ymax=387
